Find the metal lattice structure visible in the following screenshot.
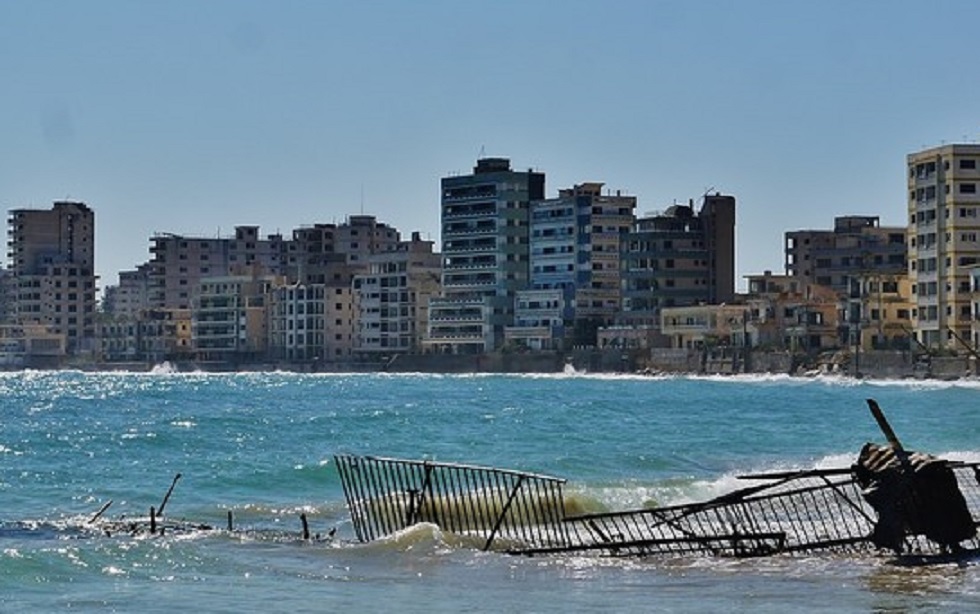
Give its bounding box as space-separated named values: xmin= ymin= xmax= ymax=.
xmin=334 ymin=401 xmax=980 ymax=560
xmin=335 ymin=455 xmax=980 ymax=558
xmin=334 ymin=454 xmax=570 ymax=550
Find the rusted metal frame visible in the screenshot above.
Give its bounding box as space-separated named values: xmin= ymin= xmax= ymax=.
xmin=344 ymin=456 xmax=381 ymax=542
xmin=563 ymin=473 xmax=822 ymax=527
xmin=377 ymin=458 xmax=407 ymax=537
xmin=502 ymin=474 xmax=529 ymax=546
xmin=410 ymin=462 xmax=435 ymax=528
xmin=797 ymin=489 xmax=822 ymax=545
xmin=513 ymin=530 xmax=789 ymax=557
xmin=817 ymin=474 xmax=877 ymax=527
xmin=737 ymin=467 xmax=854 ymax=481
xmin=388 ymin=459 xmax=416 ymax=528
xmin=458 ymin=465 xmax=483 ymax=534
xmin=770 ymin=491 xmax=807 ymax=549
xmin=825 ymin=483 xmax=873 ymax=543
xmin=369 ymin=459 xmax=394 ymax=535
xmin=471 ymin=464 xmax=496 ymax=543
xmin=484 ymin=475 xmax=526 ymax=551
xmin=809 ymin=487 xmax=847 ymax=543
xmin=334 ymin=456 xmax=367 ymax=542
xmin=484 ymin=471 xmax=514 ymax=549
xmin=648 ymin=502 xmax=749 ymax=554
xmin=522 ymin=477 xmax=549 ymax=547
xmin=525 ymin=477 xmax=558 ymax=546
xmin=441 ymin=465 xmax=465 ymax=535
xmin=351 ymin=454 xmax=566 ymax=483
xmin=511 ymin=476 xmax=539 ymax=546
xmin=362 ymin=458 xmax=394 ymax=538
xmin=588 ymin=505 xmax=722 ymax=555
xmin=725 ymin=500 xmax=783 ymax=556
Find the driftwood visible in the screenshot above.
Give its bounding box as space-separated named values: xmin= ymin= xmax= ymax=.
xmin=157 ymin=473 xmax=182 ymax=517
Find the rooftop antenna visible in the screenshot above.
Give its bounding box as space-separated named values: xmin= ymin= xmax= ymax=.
xmin=478 ymin=144 xmax=486 ymax=159
xmin=360 ymin=183 xmax=364 ymax=215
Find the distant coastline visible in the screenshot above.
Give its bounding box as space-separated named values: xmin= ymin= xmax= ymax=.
xmin=9 ymin=347 xmax=976 ymax=382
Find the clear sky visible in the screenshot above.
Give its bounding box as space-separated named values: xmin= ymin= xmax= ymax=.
xmin=2 ymin=0 xmax=979 ymax=291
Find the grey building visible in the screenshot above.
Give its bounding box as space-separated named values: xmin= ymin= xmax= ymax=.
xmin=425 ymin=158 xmax=545 ymax=353
xmin=620 ymin=193 xmax=736 ymax=328
xmin=785 ymin=216 xmax=906 ymax=293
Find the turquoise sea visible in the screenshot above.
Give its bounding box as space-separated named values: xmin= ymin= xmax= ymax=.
xmin=2 ymin=370 xmax=979 ymax=612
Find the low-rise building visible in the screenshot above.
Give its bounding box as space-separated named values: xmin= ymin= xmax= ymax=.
xmin=0 ymin=323 xmax=66 ymax=368
xmin=744 ymin=272 xmax=841 ymax=352
xmin=660 ymin=304 xmax=750 ymax=349
xmin=843 ymin=273 xmax=913 ymax=351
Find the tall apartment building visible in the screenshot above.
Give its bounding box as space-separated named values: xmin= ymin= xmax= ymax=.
xmin=277 ymin=215 xmax=402 ymax=362
xmin=620 ymin=194 xmax=736 ymax=328
xmin=506 ymin=182 xmax=636 ymax=349
xmin=785 ymin=216 xmax=906 ymax=293
xmin=147 ymin=225 xmax=285 ymax=309
xmin=425 ymin=158 xmax=545 ymax=353
xmin=353 ymin=232 xmax=442 ymax=358
xmin=6 ymin=201 xmax=97 ymax=353
xmin=907 ymin=144 xmax=980 ymax=349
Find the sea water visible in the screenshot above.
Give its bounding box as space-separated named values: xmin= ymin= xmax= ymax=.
xmin=1 ymin=370 xmax=979 ymax=612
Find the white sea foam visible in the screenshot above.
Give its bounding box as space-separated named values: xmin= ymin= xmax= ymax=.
xmin=149 ymin=361 xmax=177 ymax=374
xmin=580 ymin=449 xmax=980 ymax=510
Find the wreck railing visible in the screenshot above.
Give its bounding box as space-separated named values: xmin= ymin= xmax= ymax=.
xmin=334 ymin=454 xmax=569 ymax=550
xmin=536 ymin=468 xmax=877 ymax=557
xmin=335 ymin=454 xmax=980 ymax=558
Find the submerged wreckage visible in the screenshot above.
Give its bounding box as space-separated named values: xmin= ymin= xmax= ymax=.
xmin=335 ymin=399 xmax=980 ymax=561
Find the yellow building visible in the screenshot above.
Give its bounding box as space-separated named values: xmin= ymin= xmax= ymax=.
xmin=660 ymin=304 xmax=750 ymax=349
xmin=907 ymin=144 xmax=980 ymax=350
xmin=844 ymin=273 xmax=913 ymax=351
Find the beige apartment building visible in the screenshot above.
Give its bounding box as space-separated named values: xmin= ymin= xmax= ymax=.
xmin=193 ymin=273 xmax=281 ymax=364
xmin=148 ymin=225 xmax=285 ymax=309
xmin=744 ymin=272 xmax=841 ymax=352
xmin=843 ymin=272 xmax=913 ymax=351
xmin=6 ymin=201 xmax=97 ymax=354
xmin=785 ymin=216 xmax=906 ymax=293
xmin=353 ymin=232 xmax=442 ymax=358
xmin=907 ymin=144 xmax=980 ymax=350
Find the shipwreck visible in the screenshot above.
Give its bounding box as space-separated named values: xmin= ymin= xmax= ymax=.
xmin=334 ymin=399 xmax=980 ymax=561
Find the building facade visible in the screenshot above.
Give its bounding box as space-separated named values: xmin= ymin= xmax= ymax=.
xmin=426 ymin=158 xmax=545 ymax=353
xmin=785 ymin=216 xmax=906 ymax=293
xmin=148 ymin=225 xmax=285 ymax=310
xmin=6 ymin=201 xmax=97 ymax=354
xmin=506 ymin=182 xmax=635 ymax=349
xmin=353 ymin=232 xmax=442 ymax=358
xmin=193 ymin=273 xmax=279 ymax=364
xmin=620 ymin=194 xmax=736 ymax=329
xmin=907 ymin=144 xmax=980 ymax=349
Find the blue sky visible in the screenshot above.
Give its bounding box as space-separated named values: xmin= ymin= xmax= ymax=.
xmin=2 ymin=0 xmax=979 ymax=291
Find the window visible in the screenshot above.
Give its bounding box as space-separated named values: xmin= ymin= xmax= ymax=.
xmin=961 ymin=159 xmax=976 ymax=170
xmin=960 ymin=183 xmax=976 ymax=194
